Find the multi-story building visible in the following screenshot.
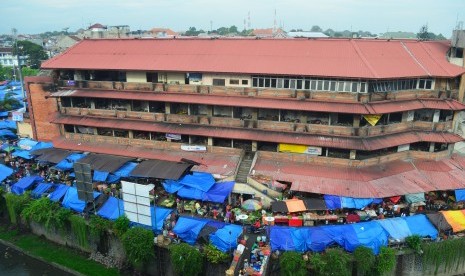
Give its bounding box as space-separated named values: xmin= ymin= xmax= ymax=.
xmin=26 ymin=38 xmax=465 ymax=205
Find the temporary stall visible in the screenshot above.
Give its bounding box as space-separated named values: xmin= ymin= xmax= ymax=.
xmin=11 ymin=176 xmax=43 ymax=195
xmin=61 ymin=187 xmax=101 ymax=213
xmin=209 ymin=224 xmax=243 ymax=252
xmin=0 ymin=164 xmax=13 ymax=182
xmin=31 ymin=183 xmax=53 ymax=198
xmin=97 ymin=196 xmax=124 ymax=220
xmin=49 ymin=184 xmax=70 ymax=202
xmin=440 ymin=210 xmax=465 ymax=233
xmin=173 ymin=217 xmax=209 ymax=245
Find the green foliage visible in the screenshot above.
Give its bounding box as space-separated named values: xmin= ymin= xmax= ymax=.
xmin=375 ymin=246 xmax=396 ymax=274
xmin=203 ymin=243 xmax=229 ymax=264
xmin=5 ymin=192 xmax=30 ymax=224
xmin=279 ymin=251 xmax=307 ymax=276
xmin=21 ymin=197 xmax=71 ymax=231
xmin=354 ymin=246 xmax=375 ymax=276
xmin=170 ymin=243 xmax=203 ymax=276
xmin=423 ymin=238 xmax=465 ymax=275
xmin=309 ymin=248 xmax=351 ymax=276
xmin=0 ymin=92 xmax=21 ymax=111
xmin=405 ymin=235 xmax=423 ymax=254
xmin=21 ymin=67 xmax=39 ymax=77
xmin=113 ymin=215 xmax=130 ymax=238
xmin=69 ymin=214 xmax=89 ymax=248
xmin=88 ymin=215 xmax=112 ymax=238
xmin=15 ymin=40 xmax=48 ymax=69
xmin=121 ymin=227 xmax=154 ymax=267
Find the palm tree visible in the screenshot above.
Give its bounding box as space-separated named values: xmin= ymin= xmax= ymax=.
xmin=0 ymin=92 xmax=21 ymax=111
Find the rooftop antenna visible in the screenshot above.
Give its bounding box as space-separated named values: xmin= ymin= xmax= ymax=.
xmin=248 ymin=11 xmax=251 ymax=29
xmin=273 ymin=9 xmax=277 ymax=33
xmin=210 ymin=20 xmax=213 ymax=32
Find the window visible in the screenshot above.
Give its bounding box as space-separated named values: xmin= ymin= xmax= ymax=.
xmin=264 ymin=78 xmax=270 ymax=87
xmin=330 ymin=81 xmax=336 ymax=91
xmin=64 ymin=124 xmax=75 ymax=133
xmin=271 ymin=79 xmax=277 ymax=88
xmin=212 ymin=78 xmax=225 ymax=86
xmin=242 ymin=79 xmax=248 ymax=85
xmin=360 ymin=82 xmax=367 ymax=93
xmin=351 ymin=82 xmax=358 ymax=92
xmin=229 ymin=79 xmax=239 ymax=85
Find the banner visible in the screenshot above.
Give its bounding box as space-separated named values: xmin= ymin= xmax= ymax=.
xmin=363 ymin=114 xmax=382 ymax=126
xmin=166 ymin=133 xmax=181 ymax=140
xmin=278 ymin=144 xmax=322 ymax=155
xmin=121 ymin=181 xmax=154 ymax=227
xmin=12 ymin=112 xmax=23 ymax=122
xmin=181 ymin=145 xmax=207 ymax=152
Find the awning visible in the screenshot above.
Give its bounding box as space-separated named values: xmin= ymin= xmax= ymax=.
xmin=272 ymin=198 xmax=327 ymax=213
xmin=32 ymin=148 xmax=74 ymax=164
xmin=425 ymin=213 xmax=452 ymax=232
xmin=303 ymin=198 xmax=327 ymax=210
xmin=11 ymin=176 xmax=43 ymax=195
xmin=131 ymin=159 xmax=193 ymax=180
xmin=0 ymin=164 xmax=14 ymax=182
xmin=77 ymin=153 xmax=134 ymax=173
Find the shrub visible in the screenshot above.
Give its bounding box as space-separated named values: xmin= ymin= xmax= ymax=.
xmin=121 ymin=227 xmax=154 ymax=267
xmin=88 ymin=215 xmax=112 ymax=238
xmin=375 ymin=246 xmax=396 ymax=274
xmin=405 ymin=235 xmax=423 ymax=254
xmin=5 ymin=192 xmax=30 ymax=224
xmin=354 ymin=246 xmax=375 ymax=276
xmin=309 ymin=248 xmax=351 ymax=276
xmin=21 ymin=197 xmax=71 ymax=231
xmin=69 ymin=214 xmax=89 ymax=248
xmin=113 ymin=215 xmax=130 ymax=238
xmin=204 ymin=243 xmax=229 ymax=264
xmin=423 ymin=238 xmax=465 ymax=275
xmin=170 ymin=243 xmax=203 ymax=276
xmin=280 ymin=251 xmax=307 ymax=276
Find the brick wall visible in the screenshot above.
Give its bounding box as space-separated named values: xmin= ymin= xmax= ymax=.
xmin=26 ymin=77 xmax=61 ymax=141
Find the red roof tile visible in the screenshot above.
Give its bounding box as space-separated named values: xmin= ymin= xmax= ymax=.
xmin=41 ymin=38 xmax=465 ymax=79
xmin=52 ymin=90 xmax=465 ymax=114
xmin=51 ymin=115 xmax=463 ymax=150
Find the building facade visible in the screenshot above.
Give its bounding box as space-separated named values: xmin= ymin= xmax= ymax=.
xmin=26 ymin=38 xmax=465 ymax=202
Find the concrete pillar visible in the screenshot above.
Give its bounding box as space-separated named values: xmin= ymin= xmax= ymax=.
xmin=299 ymin=112 xmax=307 ymax=124
xmin=142 ymin=102 xmax=149 ymax=112
xmin=398 ymin=144 xmax=410 ymax=152
xmin=433 ymin=110 xmax=440 ymax=123
xmin=187 ymin=104 xmax=191 ymax=115
xmin=429 ymin=142 xmax=435 ymax=153
xmin=208 ymin=137 xmax=213 ymax=146
xmin=353 ymin=115 xmax=361 ymax=127
xmin=251 ymin=108 xmax=258 ymax=120
xmin=125 ymin=102 xmax=131 ymax=111
xmin=349 ymin=150 xmax=356 ymax=160
xmin=207 ymin=105 xmax=213 ymax=116
xmin=90 ymin=100 xmax=95 ymax=109
xmin=128 ymin=130 xmax=134 ymax=139
xmin=165 ymin=103 xmax=171 ymax=114
xmin=329 ymin=113 xmax=337 ymax=126
xmin=251 ymin=141 xmax=258 ymax=152
xmin=404 ymin=111 xmax=414 ymax=122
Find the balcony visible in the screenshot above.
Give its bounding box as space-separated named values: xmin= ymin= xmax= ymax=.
xmin=59 ymin=107 xmax=454 ymax=137
xmin=57 ymin=80 xmax=458 ymax=103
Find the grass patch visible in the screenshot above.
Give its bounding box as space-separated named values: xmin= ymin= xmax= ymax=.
xmin=0 ymin=226 xmax=119 ymax=276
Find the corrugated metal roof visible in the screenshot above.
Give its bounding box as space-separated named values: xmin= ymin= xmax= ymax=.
xmin=130 ymin=160 xmax=192 ymax=180
xmin=52 ymin=115 xmax=463 ymax=150
xmin=252 ymin=154 xmax=465 ymax=198
xmin=52 ymin=89 xmax=465 ymax=114
xmin=76 ymin=153 xmax=133 ymax=172
xmin=41 ymin=38 xmax=465 ymax=79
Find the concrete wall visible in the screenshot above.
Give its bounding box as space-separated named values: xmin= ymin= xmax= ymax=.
xmin=126 ymin=71 xmax=147 ymax=83
xmin=17 ymin=121 xmax=33 ymax=138
xmin=202 ymin=73 xmax=252 ymax=87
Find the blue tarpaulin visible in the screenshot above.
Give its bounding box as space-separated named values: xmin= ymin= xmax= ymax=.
xmin=210 ymin=224 xmax=243 ymax=252
xmin=97 ymin=197 xmax=124 ymax=220
xmin=106 ymin=162 xmax=138 ymax=183
xmin=0 ymin=112 xmax=8 ymax=117
xmin=151 ymin=206 xmax=173 ymax=232
xmin=163 ymin=180 xmax=184 ymax=193
xmin=54 ymin=153 xmax=86 ymax=171
xmin=62 ymin=187 xmax=101 ymax=213
xmin=11 ymin=176 xmax=43 ymax=195
xmin=17 ymin=138 xmax=38 ymax=150
xmin=0 ymin=120 xmax=16 ymax=130
xmin=376 ymin=218 xmax=412 ymax=241
xmin=93 ymin=170 xmax=109 ymax=182
xmin=324 ymin=195 xmax=342 ymax=210
xmin=455 ymin=189 xmax=465 ymax=202
xmin=0 ymin=129 xmax=16 ymax=138
xmin=341 ymin=197 xmax=375 ymax=209
xmin=0 ymin=164 xmax=14 ymax=182
xmin=173 ymin=217 xmax=209 ymax=245
xmin=178 ymin=172 xmax=215 ymax=192
xmin=12 ymin=150 xmax=33 ymax=159
xmin=167 ymin=181 xmax=235 ymax=203
xmin=403 ymin=214 xmax=438 ymax=239
xmin=31 ymin=183 xmax=53 ymax=198
xmin=204 ymin=182 xmax=235 ymax=203
xmin=49 ymin=184 xmax=69 ymax=202
xmin=30 ymin=142 xmax=53 ymax=152
xmin=270 ymin=227 xmax=334 ymax=252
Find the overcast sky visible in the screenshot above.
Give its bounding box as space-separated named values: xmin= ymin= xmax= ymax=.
xmin=2 ymin=0 xmax=464 ymax=36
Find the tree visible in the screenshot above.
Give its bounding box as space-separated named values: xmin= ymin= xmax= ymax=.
xmin=417 ymin=24 xmax=432 ymax=41
xmin=228 ymin=25 xmax=238 ymax=34
xmin=310 ymin=25 xmax=323 ymax=32
xmin=21 ymin=67 xmax=39 ymax=78
xmin=0 ymin=65 xmax=13 ymax=81
xmin=0 ymin=92 xmax=22 ymax=111
xmin=14 ymin=40 xmax=48 ymax=69
xmin=280 ymin=251 xmax=307 ymax=276
xmin=170 ymin=243 xmax=203 ymax=276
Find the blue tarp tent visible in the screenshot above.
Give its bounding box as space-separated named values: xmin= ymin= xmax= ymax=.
xmin=49 ymin=184 xmax=69 ymax=202
xmin=341 ymin=197 xmax=375 ymax=209
xmin=178 ymin=172 xmax=215 ymax=192
xmin=11 ymin=176 xmax=43 ymax=195
xmin=12 ymin=150 xmax=33 ymax=159
xmin=210 ymin=224 xmax=243 ymax=252
xmin=0 ymin=120 xmax=16 ymax=130
xmin=405 ymin=193 xmax=425 ymax=204
xmin=0 ymin=164 xmax=14 ymax=182
xmin=169 ymin=181 xmax=235 ymax=203
xmin=97 ymin=197 xmax=124 ymax=220
xmin=106 ymin=162 xmax=138 ymax=183
xmin=0 ymin=129 xmax=16 ymax=138
xmin=163 ymin=179 xmax=184 ymax=193
xmin=151 ymin=206 xmax=173 ymax=232
xmin=173 ymin=217 xmax=209 ymax=245
xmin=456 ymin=189 xmax=465 ymax=202
xmin=54 ymin=153 xmax=86 ymax=171
xmin=62 ymin=187 xmax=101 ymax=213
xmin=17 ymin=138 xmax=38 ymax=150
xmin=403 ymin=215 xmax=438 ymax=239
xmin=93 ymin=170 xmax=109 ymax=182
xmin=31 ymin=183 xmax=53 ymax=198
xmin=30 ymin=141 xmax=53 ymax=152
xmin=376 ymin=218 xmax=412 ymax=241
xmin=270 ymin=227 xmax=334 ymax=252
xmin=324 ymin=195 xmax=342 ymax=210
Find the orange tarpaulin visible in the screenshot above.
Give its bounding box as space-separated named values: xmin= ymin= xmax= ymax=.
xmin=285 ymin=199 xmax=307 ymax=213
xmin=441 ymin=210 xmax=465 ymax=233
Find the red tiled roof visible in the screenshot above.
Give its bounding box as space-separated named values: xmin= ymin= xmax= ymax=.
xmin=41 ymin=38 xmax=465 ymax=79
xmin=89 ymin=23 xmax=105 ymax=29
xmin=252 ymin=154 xmax=465 ymax=197
xmin=150 ymin=28 xmax=178 ymax=36
xmin=51 ymin=90 xmax=465 ymax=114
xmin=51 ymin=115 xmax=463 ymax=150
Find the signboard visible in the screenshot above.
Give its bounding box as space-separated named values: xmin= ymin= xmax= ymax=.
xmin=121 ymin=181 xmax=154 ymax=227
xmin=74 ymin=163 xmax=94 ymax=203
xmin=181 ymin=144 xmax=207 ymax=152
xmin=12 ymin=112 xmax=23 ymax=122
xmin=278 ymin=144 xmax=322 ymax=155
xmin=362 ymin=114 xmax=382 ymax=126
xmin=166 ymin=133 xmax=181 ymax=140
xmin=66 ymin=80 xmax=76 ymax=86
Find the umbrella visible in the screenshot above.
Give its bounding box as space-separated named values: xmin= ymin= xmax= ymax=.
xmin=242 ymin=199 xmax=262 ymax=211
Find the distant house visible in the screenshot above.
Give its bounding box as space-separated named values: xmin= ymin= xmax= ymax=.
xmin=251 ymin=28 xmax=287 ymax=38
xmin=380 ymin=31 xmax=417 ymax=39
xmin=149 ymin=28 xmax=178 ymax=38
xmin=0 ymin=47 xmax=26 ymax=67
xmin=287 ymin=31 xmax=329 ymax=38
xmin=53 ymin=35 xmax=81 ymax=55
xmin=80 ymin=23 xmax=130 ymax=39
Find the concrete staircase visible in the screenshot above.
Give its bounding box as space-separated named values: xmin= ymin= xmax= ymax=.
xmin=235 ymin=152 xmax=254 ymax=184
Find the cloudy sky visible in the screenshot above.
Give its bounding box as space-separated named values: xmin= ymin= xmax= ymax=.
xmin=2 ymin=0 xmax=464 ymax=36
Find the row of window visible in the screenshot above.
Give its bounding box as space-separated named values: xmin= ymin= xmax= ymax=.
xmin=251 ymin=76 xmax=434 ymax=93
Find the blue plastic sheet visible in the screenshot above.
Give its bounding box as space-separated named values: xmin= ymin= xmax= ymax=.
xmin=0 ymin=120 xmax=17 ymax=130
xmin=210 ymin=224 xmax=243 ymax=252
xmin=324 ymin=195 xmax=342 ymax=209
xmin=54 ymin=153 xmax=86 ymax=171
xmin=455 ymin=189 xmax=465 ymax=202
xmin=178 ymin=172 xmax=215 ymax=192
xmin=0 ymin=112 xmax=8 ymax=117
xmin=341 ymin=197 xmax=374 ymax=209
xmin=173 ymin=217 xmax=209 ymax=245
xmin=0 ymin=164 xmax=14 ymax=182
xmin=11 ymin=176 xmax=43 ymax=195
xmin=97 ymin=197 xmax=124 ymax=220
xmin=31 ymin=183 xmax=53 ymax=198
xmin=17 ymin=138 xmax=38 ymax=150
xmin=376 ymin=218 xmax=412 ymax=241
xmin=49 ymin=184 xmax=69 ymax=202
xmin=30 ymin=142 xmax=53 ymax=152
xmin=270 ymin=227 xmax=295 ymax=251
xmin=403 ymin=214 xmax=438 ymax=239
xmin=163 ymin=179 xmax=184 ymax=193
xmin=151 ymin=206 xmax=173 ymax=232
xmin=106 ymin=162 xmax=137 ymax=183
xmin=204 ymin=182 xmax=235 ymax=203
xmin=168 ymin=181 xmax=235 ymax=203
xmin=93 ymin=170 xmax=109 ymax=182
xmin=0 ymin=129 xmax=17 ymax=138
xmin=12 ymin=150 xmax=33 ymax=159
xmin=62 ymin=187 xmax=101 ymax=213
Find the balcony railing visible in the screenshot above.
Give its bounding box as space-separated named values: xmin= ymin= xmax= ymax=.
xmin=59 ymin=107 xmax=454 ymax=137
xmin=57 ymin=80 xmax=458 ymax=103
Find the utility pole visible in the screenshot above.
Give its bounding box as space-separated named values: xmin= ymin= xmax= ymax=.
xmin=12 ymin=28 xmax=25 ymax=109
